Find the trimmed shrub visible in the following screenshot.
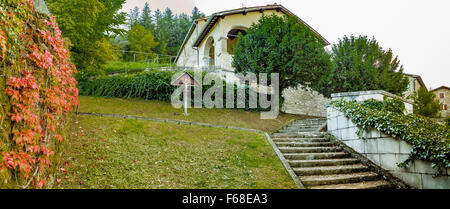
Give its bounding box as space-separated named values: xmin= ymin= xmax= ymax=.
xmin=79 ymin=70 xmax=270 ymax=111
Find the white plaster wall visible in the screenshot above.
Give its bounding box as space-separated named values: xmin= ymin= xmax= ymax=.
xmin=177 ymin=10 xmax=283 ymax=71
xmin=327 ymin=91 xmax=450 ymax=189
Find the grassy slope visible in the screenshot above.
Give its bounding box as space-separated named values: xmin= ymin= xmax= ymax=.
xmin=78 ymin=96 xmax=308 ymax=132
xmin=57 ymin=115 xmax=296 ymax=189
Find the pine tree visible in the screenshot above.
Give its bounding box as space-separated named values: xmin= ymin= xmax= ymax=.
xmin=140 ymin=2 xmax=153 ymax=29
xmin=128 ymin=6 xmax=140 ymax=28
xmin=153 ymin=9 xmax=165 ymax=54
xmin=191 ymin=7 xmax=205 ymax=21
xmin=162 ymin=8 xmax=175 ymax=55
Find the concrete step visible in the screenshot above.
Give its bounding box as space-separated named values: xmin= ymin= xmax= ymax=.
xmin=275 ymin=142 xmax=335 ymax=147
xmin=288 ymin=158 xmax=360 ymax=167
xmin=283 ymin=152 xmax=350 ymax=160
xmin=272 ymin=132 xmax=324 ymax=138
xmin=300 ymin=172 xmax=380 ymax=187
xmin=308 ymin=180 xmax=392 ymax=189
xmin=293 ymin=164 xmax=368 ymax=176
xmin=279 ymin=129 xmax=318 ymax=133
xmin=284 ymin=125 xmax=319 ymax=129
xmin=279 ymin=147 xmax=341 ymax=153
xmin=272 ymin=138 xmax=330 ymax=143
xmin=292 ymin=119 xmax=327 ymax=123
xmin=289 ymin=121 xmax=326 ymax=126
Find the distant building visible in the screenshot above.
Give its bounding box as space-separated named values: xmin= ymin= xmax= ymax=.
xmin=404 ymin=73 xmax=427 ymax=98
xmin=430 ymin=86 xmax=450 ymax=117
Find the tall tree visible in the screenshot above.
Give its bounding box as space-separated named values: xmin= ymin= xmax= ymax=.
xmin=191 ymin=6 xmax=205 ymax=21
xmin=128 ymin=6 xmax=140 ymax=28
xmin=47 ymin=0 xmax=126 ymax=73
xmin=153 ymin=9 xmax=166 ymax=54
xmin=173 ymin=14 xmax=191 ymax=53
xmin=232 ymin=15 xmax=332 ymax=97
xmin=329 ymin=35 xmax=409 ymax=96
xmin=162 ymin=8 xmax=175 ymax=55
xmin=139 ymin=2 xmax=153 ymax=29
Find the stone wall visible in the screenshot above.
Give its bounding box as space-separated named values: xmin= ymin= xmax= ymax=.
xmin=282 ymin=84 xmax=330 ymax=118
xmin=327 ymin=91 xmax=450 ymax=189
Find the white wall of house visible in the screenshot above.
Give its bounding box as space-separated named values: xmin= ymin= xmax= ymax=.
xmin=176 ymin=10 xmax=282 ymax=71
xmin=176 ymin=9 xmax=329 ymax=117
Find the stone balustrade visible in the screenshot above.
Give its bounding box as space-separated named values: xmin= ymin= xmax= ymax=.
xmin=327 ymin=90 xmax=450 ymax=189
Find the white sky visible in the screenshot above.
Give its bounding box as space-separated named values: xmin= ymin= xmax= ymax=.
xmin=122 ymin=0 xmax=450 ymax=89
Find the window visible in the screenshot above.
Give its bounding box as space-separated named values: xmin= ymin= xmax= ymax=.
xmin=227 ymin=29 xmax=247 ymax=54
xmin=440 ymin=93 xmax=444 ymax=98
xmin=444 ymin=104 xmax=448 ymax=111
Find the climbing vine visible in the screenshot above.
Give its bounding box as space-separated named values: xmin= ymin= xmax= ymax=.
xmin=0 ymin=0 xmax=78 ymax=188
xmin=331 ymin=99 xmax=450 ymax=175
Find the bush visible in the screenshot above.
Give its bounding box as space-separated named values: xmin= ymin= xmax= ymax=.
xmin=362 ymin=97 xmax=406 ymax=114
xmin=331 ymin=99 xmax=450 ymax=175
xmin=411 ymin=87 xmax=442 ymax=118
xmin=79 ymin=70 xmax=270 ymax=111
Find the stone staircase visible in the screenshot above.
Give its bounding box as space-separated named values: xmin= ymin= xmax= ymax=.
xmin=272 ymin=118 xmax=393 ymax=189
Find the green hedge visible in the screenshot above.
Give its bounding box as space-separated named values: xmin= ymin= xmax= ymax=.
xmin=78 ymin=70 xmax=270 ymax=111
xmin=331 ymin=99 xmax=450 ymax=175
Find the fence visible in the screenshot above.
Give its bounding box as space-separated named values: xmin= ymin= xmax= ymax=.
xmin=104 ymin=50 xmax=178 ymax=74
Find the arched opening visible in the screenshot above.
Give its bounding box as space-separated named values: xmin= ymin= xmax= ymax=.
xmin=227 ymin=28 xmax=247 ymax=55
xmin=204 ymin=37 xmax=215 ymax=66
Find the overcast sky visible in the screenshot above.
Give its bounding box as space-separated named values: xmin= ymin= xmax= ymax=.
xmin=122 ymin=0 xmax=450 ymax=89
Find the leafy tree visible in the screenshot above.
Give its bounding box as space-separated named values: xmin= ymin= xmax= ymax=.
xmin=94 ymin=37 xmax=122 ymax=62
xmin=411 ymin=87 xmax=442 ymax=118
xmin=47 ymin=0 xmax=126 ymax=73
xmin=329 ymin=35 xmax=409 ymax=96
xmin=128 ymin=24 xmax=159 ymax=60
xmin=232 ymin=15 xmax=332 ymax=96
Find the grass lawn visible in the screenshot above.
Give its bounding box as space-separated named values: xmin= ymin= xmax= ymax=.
xmin=56 ymin=115 xmax=297 ymax=189
xmin=78 ymin=96 xmax=308 ymax=132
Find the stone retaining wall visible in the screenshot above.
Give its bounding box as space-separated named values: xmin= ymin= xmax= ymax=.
xmin=282 ymin=84 xmax=330 ymax=118
xmin=327 ymin=90 xmax=450 ymax=189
